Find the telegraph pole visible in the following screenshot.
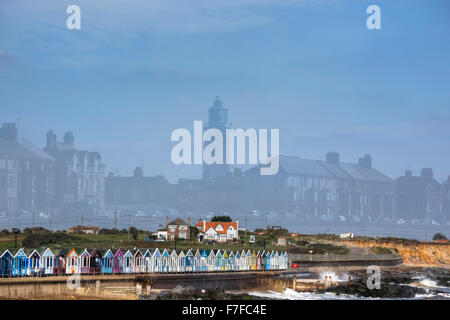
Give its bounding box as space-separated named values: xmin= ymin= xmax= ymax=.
xmin=81 ymin=213 xmax=84 ymax=226
xmin=49 ymin=219 xmax=52 ymax=232
xmin=245 ymin=217 xmax=248 ymax=243
xmin=32 ymin=209 xmax=35 ymax=234
xmin=128 ymin=214 xmax=131 ymax=240
xmin=76 ymin=216 xmax=79 ymax=236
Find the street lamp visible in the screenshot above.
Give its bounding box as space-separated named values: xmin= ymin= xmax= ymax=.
xmin=12 ymin=228 xmax=19 ymax=249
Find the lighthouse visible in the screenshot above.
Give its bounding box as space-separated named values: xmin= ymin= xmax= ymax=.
xmin=202 ymin=96 xmax=231 ymax=179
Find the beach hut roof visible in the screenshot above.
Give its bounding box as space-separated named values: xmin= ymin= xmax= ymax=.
xmin=67 ymin=248 xmax=79 ymax=257
xmin=0 ymin=249 xmax=12 ymax=258
xmin=41 ymin=248 xmax=55 ymax=257
xmin=80 ymin=248 xmax=91 ymax=256
xmin=123 ymin=250 xmax=133 ymax=257
xmin=11 ymin=248 xmax=26 ymax=257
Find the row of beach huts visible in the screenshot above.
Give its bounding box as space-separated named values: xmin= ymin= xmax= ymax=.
xmin=0 ymin=248 xmax=289 ymax=277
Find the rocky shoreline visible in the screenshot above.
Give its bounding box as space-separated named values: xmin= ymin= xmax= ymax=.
xmin=139 ymin=266 xmax=450 ymax=300
xmin=318 ymin=266 xmax=450 ymax=299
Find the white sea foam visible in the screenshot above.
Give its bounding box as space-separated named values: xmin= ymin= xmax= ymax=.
xmin=419 ymin=278 xmax=438 ymax=288
xmin=247 ymin=288 xmax=374 ymax=300
xmin=248 ymin=287 xmax=450 ymax=300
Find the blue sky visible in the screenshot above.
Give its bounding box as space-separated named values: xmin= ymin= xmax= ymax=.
xmin=1 ymin=0 xmax=449 ymax=182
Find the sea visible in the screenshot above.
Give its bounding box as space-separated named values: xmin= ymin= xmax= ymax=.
xmin=247 ymin=277 xmax=450 ymax=300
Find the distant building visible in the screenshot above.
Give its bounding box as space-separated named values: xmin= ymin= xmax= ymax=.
xmin=156 ymin=229 xmax=168 ymax=240
xmin=277 ymin=237 xmax=287 ymax=246
xmin=195 ymin=219 xmax=239 ymax=242
xmin=43 ymin=130 xmax=105 ymax=214
xmin=0 ymin=122 xmax=56 ymax=215
xmin=175 ymin=167 xmax=247 ymax=211
xmin=397 ymin=169 xmax=443 ymax=221
xmin=340 ymin=233 xmax=355 ymax=239
xmin=166 ymin=217 xmax=190 ymax=240
xmin=443 ymin=176 xmax=450 ymax=223
xmin=105 ymin=167 xmax=171 ymax=206
xmin=246 ymin=153 xmax=397 ymax=219
xmin=202 ymin=97 xmax=231 ymax=179
xmin=67 ymin=225 xmax=99 ymax=235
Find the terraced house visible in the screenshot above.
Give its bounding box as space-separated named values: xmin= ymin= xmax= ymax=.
xmin=246 ymin=152 xmax=397 ymax=219
xmin=43 ymin=130 xmax=105 ymax=215
xmin=0 ymin=122 xmax=55 ymax=215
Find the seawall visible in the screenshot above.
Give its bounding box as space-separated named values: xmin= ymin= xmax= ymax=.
xmin=0 ymin=272 xmax=287 ymax=299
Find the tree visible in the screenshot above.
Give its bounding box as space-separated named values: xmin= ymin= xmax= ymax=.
xmin=190 ymin=226 xmax=199 ymax=239
xmin=129 ymin=226 xmax=138 ymax=235
xmin=211 ymin=215 xmax=232 ymax=222
xmin=433 ymin=233 xmax=448 ymax=240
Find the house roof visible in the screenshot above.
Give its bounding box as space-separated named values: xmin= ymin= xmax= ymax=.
xmin=195 ymin=219 xmax=203 ymax=227
xmin=0 ymin=137 xmax=55 ymax=162
xmin=204 ymin=222 xmax=238 ymax=234
xmin=317 ymin=160 xmax=353 ymax=179
xmin=167 ymin=218 xmax=189 ymax=226
xmin=247 ymin=154 xmax=394 ymax=184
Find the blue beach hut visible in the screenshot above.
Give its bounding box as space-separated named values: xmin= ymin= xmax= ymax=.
xmin=101 ymin=249 xmax=114 ymax=274
xmin=0 ymin=250 xmax=13 ymax=277
xmin=12 ymin=248 xmax=28 ymax=277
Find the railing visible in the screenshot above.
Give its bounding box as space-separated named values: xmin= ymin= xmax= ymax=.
xmin=289 ymin=253 xmax=402 ymax=262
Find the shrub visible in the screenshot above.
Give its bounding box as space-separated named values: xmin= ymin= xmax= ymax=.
xmin=369 ymin=246 xmax=392 ymax=255
xmin=211 ymin=216 xmax=232 ymax=222
xmin=433 ymin=233 xmax=447 ymax=241
xmin=22 ymin=232 xmax=79 ymax=248
xmin=306 ymin=243 xmax=350 ymax=255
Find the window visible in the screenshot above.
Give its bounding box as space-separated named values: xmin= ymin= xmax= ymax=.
xmin=179 ymin=232 xmax=186 ymax=239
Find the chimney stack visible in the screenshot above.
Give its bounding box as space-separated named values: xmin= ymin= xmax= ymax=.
xmin=326 ymin=152 xmax=340 ymax=165
xmin=358 ymin=154 xmax=372 ymax=169
xmin=421 ymin=168 xmax=433 ymax=179
xmin=0 ymin=122 xmax=18 ymax=141
xmin=46 ymin=130 xmax=57 ymax=149
xmin=133 ymin=167 xmax=143 ymax=178
xmin=405 ymin=169 xmax=413 ymax=177
xmin=166 ymin=216 xmax=169 ymax=226
xmin=63 ymin=131 xmax=74 ymax=147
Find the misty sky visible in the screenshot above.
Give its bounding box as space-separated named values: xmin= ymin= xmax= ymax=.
xmin=1 ymin=0 xmax=449 ymax=183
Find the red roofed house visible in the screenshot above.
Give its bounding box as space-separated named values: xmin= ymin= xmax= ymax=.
xmin=195 ymin=219 xmax=239 ymax=242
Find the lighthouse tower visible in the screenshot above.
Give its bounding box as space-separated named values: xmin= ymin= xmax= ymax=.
xmin=202 ymin=96 xmax=231 ymax=179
